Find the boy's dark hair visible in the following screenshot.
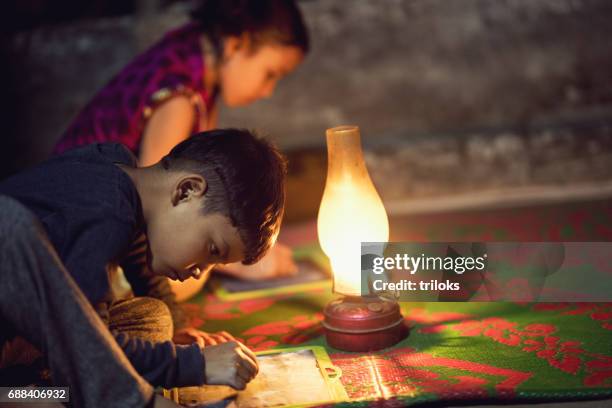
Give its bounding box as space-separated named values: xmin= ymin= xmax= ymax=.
xmin=161 ymin=129 xmax=287 ymax=265
xmin=191 ymin=0 xmax=309 ymax=55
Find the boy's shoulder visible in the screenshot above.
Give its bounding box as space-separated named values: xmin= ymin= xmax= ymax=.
xmin=0 ymin=142 xmax=142 ymax=225
xmin=54 ymin=142 xmax=138 ymax=168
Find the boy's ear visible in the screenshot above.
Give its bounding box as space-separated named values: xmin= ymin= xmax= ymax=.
xmin=171 ymin=175 xmax=207 ymax=206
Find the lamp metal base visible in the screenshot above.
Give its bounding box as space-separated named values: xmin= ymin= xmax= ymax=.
xmin=323 ymin=295 xmax=408 ymax=352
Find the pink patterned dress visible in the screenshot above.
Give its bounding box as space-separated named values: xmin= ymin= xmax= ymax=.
xmin=54 ymin=23 xmax=215 ymax=156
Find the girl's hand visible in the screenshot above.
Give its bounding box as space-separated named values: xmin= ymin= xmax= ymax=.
xmin=173 ymin=327 xmax=236 ymax=348
xmin=217 ymin=243 xmax=298 ymax=281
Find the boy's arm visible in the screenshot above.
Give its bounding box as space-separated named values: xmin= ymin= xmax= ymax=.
xmin=111 ymin=324 xmax=258 ymax=389
xmin=96 ymin=299 xmax=204 ymax=388
xmin=112 ymin=330 xmax=205 ymax=388
xmin=95 ymin=288 xmax=206 ymax=387
xmin=64 ymin=221 xmax=204 ymax=387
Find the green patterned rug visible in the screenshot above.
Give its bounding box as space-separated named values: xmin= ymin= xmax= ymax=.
xmin=183 ymin=199 xmax=612 ymax=405
xmin=184 ymin=291 xmax=611 ymax=405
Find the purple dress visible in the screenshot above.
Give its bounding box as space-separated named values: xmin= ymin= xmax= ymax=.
xmin=54 ymin=23 xmax=214 ymax=156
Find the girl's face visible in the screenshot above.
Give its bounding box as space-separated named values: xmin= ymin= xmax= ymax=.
xmin=219 ymin=38 xmax=304 ymax=107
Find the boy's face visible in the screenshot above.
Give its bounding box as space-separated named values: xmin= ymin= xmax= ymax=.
xmin=220 ymin=38 xmax=304 ymax=107
xmin=146 ymin=175 xmax=246 ymax=281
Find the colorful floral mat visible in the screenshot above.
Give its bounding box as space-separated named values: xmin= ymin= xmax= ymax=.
xmin=184 ymin=198 xmax=612 ymax=406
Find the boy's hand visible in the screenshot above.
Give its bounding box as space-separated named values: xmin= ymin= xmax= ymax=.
xmin=202 ymin=341 xmax=259 ymax=390
xmin=173 ymin=327 xmax=236 ymax=348
xmin=218 ymin=243 xmax=298 ymax=281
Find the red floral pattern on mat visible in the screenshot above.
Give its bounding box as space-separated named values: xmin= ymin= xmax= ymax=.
xmin=180 ymin=303 xmax=206 ymax=328
xmin=330 ymin=347 xmax=531 ymax=401
xmin=585 ymin=356 xmax=612 ymax=387
xmin=241 ymin=313 xmax=324 ymax=351
xmin=533 ymin=303 xmax=612 ymax=331
xmin=450 ymin=317 xmax=612 ymax=386
xmin=403 ymin=307 xmax=473 ymax=334
xmin=202 ymin=296 xmax=278 ymax=320
xmin=405 ymin=308 xmax=472 ymax=325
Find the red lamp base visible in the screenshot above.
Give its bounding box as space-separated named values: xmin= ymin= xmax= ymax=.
xmin=322 ymin=295 xmax=408 ymax=352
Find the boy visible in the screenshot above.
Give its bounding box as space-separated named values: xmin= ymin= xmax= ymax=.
xmin=0 ymin=129 xmax=286 ymax=407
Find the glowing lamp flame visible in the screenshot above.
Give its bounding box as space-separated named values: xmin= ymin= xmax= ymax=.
xmin=317 ymin=126 xmax=389 ymax=295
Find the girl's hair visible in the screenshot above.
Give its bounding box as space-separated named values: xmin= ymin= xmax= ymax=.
xmin=191 ymin=0 xmax=309 ymax=55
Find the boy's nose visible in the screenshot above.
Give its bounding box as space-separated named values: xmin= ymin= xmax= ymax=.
xmin=191 ymin=266 xmax=202 ymax=278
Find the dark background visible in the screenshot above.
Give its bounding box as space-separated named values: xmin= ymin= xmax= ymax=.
xmin=2 ymin=0 xmax=612 ymax=221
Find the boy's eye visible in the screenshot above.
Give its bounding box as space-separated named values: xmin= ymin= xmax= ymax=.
xmin=209 ymin=242 xmax=220 ymax=257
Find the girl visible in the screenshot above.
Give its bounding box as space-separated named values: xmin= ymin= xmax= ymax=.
xmin=54 ymin=0 xmax=309 ymax=300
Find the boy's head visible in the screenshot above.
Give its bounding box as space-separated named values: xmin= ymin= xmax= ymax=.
xmin=144 ymin=129 xmax=287 ymax=281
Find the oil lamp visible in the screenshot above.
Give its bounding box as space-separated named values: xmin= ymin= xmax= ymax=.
xmin=317 ymin=125 xmax=406 ymax=352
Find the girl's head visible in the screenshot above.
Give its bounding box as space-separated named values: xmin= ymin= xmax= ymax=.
xmin=192 ymin=0 xmax=309 ymax=106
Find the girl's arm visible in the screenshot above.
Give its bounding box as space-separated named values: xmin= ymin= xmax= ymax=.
xmin=206 ymin=103 xmax=219 ymax=130
xmin=139 ymin=96 xmax=195 ymax=166
xmin=215 ymin=242 xmax=298 ymax=280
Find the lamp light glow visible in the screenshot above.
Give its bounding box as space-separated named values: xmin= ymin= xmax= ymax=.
xmin=317 ymin=125 xmax=406 ymax=352
xmin=317 ymin=125 xmax=389 ymax=295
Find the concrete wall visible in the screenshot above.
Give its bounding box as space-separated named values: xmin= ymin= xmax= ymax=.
xmin=5 ymin=0 xmax=612 ymax=209
xmin=223 ymin=0 xmax=612 ymax=148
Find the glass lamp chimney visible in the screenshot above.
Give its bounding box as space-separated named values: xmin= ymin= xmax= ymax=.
xmin=317 ymin=125 xmax=389 ymax=296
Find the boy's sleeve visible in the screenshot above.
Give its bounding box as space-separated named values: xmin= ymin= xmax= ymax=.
xmin=120 ymin=233 xmax=188 ymax=329
xmin=62 ymin=215 xmax=134 ymax=305
xmin=112 ymin=331 xmax=206 ymax=388
xmin=63 ymin=219 xmax=204 ymax=387
xmin=96 ymin=300 xmax=205 ymax=387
